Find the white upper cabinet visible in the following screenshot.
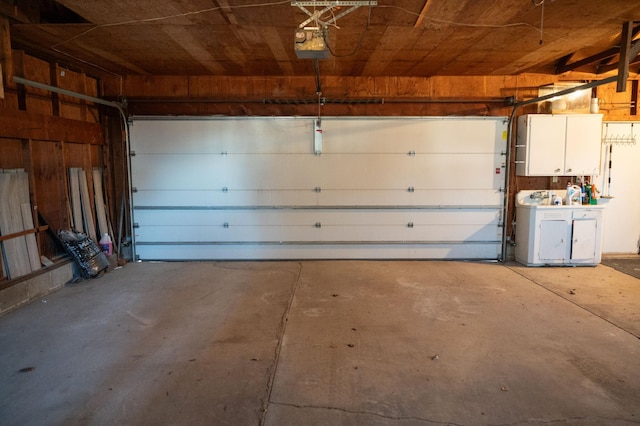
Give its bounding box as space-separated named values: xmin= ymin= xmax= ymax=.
xmin=516 ymin=114 xmax=603 ymax=176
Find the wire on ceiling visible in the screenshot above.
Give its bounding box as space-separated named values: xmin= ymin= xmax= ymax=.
xmin=53 ymin=0 xmax=546 ymax=52
xmin=49 ymin=0 xmax=292 ymax=92
xmin=50 ymin=0 xmax=552 ymax=76
xmin=532 ymin=0 xmax=545 ymax=44
xmin=378 ymin=4 xmax=540 ymax=31
xmin=52 ymin=0 xmax=291 ymax=50
xmin=323 ymin=4 xmax=373 ymax=58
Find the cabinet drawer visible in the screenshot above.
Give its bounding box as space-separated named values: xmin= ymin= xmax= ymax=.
xmin=541 ymin=211 xmax=567 ymax=220
xmin=572 ymin=210 xmax=601 ymax=219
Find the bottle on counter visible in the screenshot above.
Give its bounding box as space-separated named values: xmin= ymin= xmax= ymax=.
xmin=580 ymin=178 xmax=589 ymax=205
xmin=590 ymin=184 xmax=599 ymax=205
xmin=584 ymin=182 xmax=592 ymax=205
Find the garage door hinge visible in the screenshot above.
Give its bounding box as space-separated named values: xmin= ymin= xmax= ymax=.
xmin=130 ymin=151 xmax=136 ymax=157
xmin=501 ymin=150 xmax=507 ymax=156
xmin=499 ymin=187 xmax=505 ymax=193
xmin=315 ymin=222 xmax=322 ymax=228
xmin=222 ymin=187 xmax=229 ymax=193
xmin=223 ymin=222 xmax=229 ymax=228
xmin=407 ymin=222 xmax=414 ymax=228
xmin=131 ymin=187 xmax=138 ymax=193
xmin=133 ymin=222 xmax=139 ymax=228
xmin=407 ymin=186 xmax=415 ymax=193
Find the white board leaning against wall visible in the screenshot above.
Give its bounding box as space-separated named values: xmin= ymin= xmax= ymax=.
xmin=129 ymin=116 xmax=508 ymax=260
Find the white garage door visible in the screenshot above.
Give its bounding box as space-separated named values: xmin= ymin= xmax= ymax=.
xmin=129 ymin=117 xmax=507 ymax=260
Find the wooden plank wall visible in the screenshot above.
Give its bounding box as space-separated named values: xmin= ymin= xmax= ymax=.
xmin=0 ymin=49 xmax=105 ymax=281
xmin=104 ymin=74 xmax=639 ymax=120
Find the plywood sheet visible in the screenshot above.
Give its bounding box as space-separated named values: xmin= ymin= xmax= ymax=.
xmin=0 ymin=170 xmax=32 ymax=278
xmin=0 ymin=138 xmax=24 ymax=169
xmin=79 ymin=169 xmax=97 ymax=241
xmin=21 ymin=203 xmax=41 ymax=271
xmin=68 ymin=168 xmax=83 ymax=232
xmin=31 ymin=141 xmax=66 ymax=258
xmin=93 ymin=168 xmax=109 ymax=238
xmin=16 ymin=170 xmax=40 ymax=272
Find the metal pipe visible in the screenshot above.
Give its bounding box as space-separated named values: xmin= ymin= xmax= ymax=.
xmin=513 ymin=76 xmax=618 ymax=109
xmin=500 ymin=75 xmax=619 ymax=262
xmin=124 ymin=96 xmax=513 ymax=105
xmin=385 ymin=97 xmax=513 ymax=104
xmin=13 ymin=76 xmax=125 ymax=110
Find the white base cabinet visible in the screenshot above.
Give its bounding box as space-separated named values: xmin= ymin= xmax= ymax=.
xmin=515 ymin=205 xmax=604 ymax=266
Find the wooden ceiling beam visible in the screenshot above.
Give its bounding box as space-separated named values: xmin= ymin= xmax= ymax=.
xmin=618 ymin=21 xmax=634 ymax=92
xmin=554 ymin=53 xmax=574 ymax=74
xmin=599 ymin=54 xmax=640 ymax=74
xmin=213 ymin=0 xmax=238 ymax=26
xmin=0 ymin=2 xmax=33 ymax=24
xmin=555 ymin=49 xmax=617 ymax=74
xmin=414 ymin=0 xmax=431 ymax=28
xmin=555 ymin=24 xmax=640 ymax=74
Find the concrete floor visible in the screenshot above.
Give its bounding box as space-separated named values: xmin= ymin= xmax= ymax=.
xmin=0 ymin=260 xmax=639 ymax=426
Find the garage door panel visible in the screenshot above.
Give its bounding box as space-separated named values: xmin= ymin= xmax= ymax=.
xmin=134 ymin=209 xmax=501 ymax=243
xmin=323 ymin=119 xmax=505 ymax=154
xmin=130 ymin=117 xmax=507 ymax=260
xmin=319 ymin=154 xmax=501 ymax=189
xmin=131 ymin=119 xmax=311 ymax=154
xmin=313 ymin=190 xmax=503 ymax=206
xmin=131 ymin=154 xmax=503 ymax=191
xmin=132 ymin=189 xmax=503 ymax=208
xmin=131 ymin=155 xmax=324 ymax=190
xmin=135 ymin=223 xmax=499 ymax=243
xmin=133 ymin=209 xmax=500 ymax=226
xmin=135 ymin=243 xmax=501 ymax=260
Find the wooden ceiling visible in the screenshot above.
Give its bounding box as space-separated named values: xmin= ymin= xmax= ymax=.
xmin=4 ymin=0 xmax=640 ymax=78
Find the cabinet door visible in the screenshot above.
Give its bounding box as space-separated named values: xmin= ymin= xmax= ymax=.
xmin=571 ymin=219 xmax=597 ymax=260
xmin=526 ymin=115 xmax=566 ymax=175
xmin=538 ymin=220 xmax=570 ymax=260
xmin=565 ymin=115 xmax=602 ymax=175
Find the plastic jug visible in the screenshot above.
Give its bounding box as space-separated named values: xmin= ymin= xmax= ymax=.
xmin=565 ymin=184 xmax=582 ymax=205
xmin=99 ymin=233 xmax=113 ymax=256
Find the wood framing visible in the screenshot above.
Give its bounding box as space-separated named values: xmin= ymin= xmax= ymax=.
xmin=0 ymin=107 xmax=102 ymax=143
xmin=618 ymin=21 xmax=634 ymax=93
